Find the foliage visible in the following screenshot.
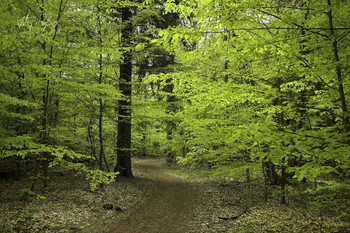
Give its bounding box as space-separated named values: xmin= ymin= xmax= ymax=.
xmin=18 ymin=189 xmax=46 ymax=201
xmin=0 ymin=0 xmax=126 ymax=189
xmin=291 ymin=182 xmax=350 ymax=215
xmin=13 ymin=208 xmax=41 ymax=231
xmin=1 ymin=0 xmax=349 ymax=215
xmin=83 ymin=169 xmax=118 ymax=191
xmin=142 ymin=0 xmax=350 ymax=206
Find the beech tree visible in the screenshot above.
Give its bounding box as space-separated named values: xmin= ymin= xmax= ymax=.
xmin=114 ymin=4 xmax=133 ymax=178
xmin=144 ymin=0 xmax=350 ymax=203
xmin=0 ymin=0 xmax=122 ymax=190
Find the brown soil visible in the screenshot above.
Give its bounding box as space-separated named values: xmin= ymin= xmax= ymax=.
xmin=111 ymin=159 xmax=199 ymax=233
xmin=110 ymin=159 xmax=350 ymax=233
xmin=0 ymin=158 xmax=349 ymax=233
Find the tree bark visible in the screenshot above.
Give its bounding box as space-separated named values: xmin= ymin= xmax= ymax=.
xmin=326 ymin=0 xmax=349 ymax=131
xmin=98 ymin=15 xmax=105 ymax=171
xmin=114 ymin=6 xmax=133 ymax=178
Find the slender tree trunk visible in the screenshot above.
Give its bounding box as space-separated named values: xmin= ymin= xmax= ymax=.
xmin=98 ymin=98 xmax=105 ymax=170
xmin=87 ymin=117 xmax=97 ymax=162
xmin=114 ymin=6 xmax=133 ymax=178
xmin=263 ymin=161 xmax=280 ymax=185
xmin=41 ymin=57 xmax=50 ymax=188
xmin=163 ymin=79 xmax=177 ymax=162
xmin=98 ymin=28 xmax=105 ymax=171
xmin=39 ymin=0 xmax=65 ymax=188
xmin=39 ymin=0 xmax=50 ymax=188
xmin=280 ymin=164 xmax=287 ymax=204
xmin=326 ymin=0 xmax=349 ymax=131
xmin=162 ymin=54 xmax=177 ymax=162
xmin=262 ymin=163 xmax=269 ymax=202
xmin=96 ymin=3 xmax=111 ymax=175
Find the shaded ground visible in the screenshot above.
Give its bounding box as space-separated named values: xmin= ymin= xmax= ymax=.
xmin=111 ymin=159 xmax=199 ymax=233
xmin=0 ymin=158 xmax=349 ymax=232
xmin=113 ymin=159 xmax=350 ymax=233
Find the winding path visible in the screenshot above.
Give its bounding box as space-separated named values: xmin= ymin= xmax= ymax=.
xmin=110 ymin=159 xmax=199 ymax=233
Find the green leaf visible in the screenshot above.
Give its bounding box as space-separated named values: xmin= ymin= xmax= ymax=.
xmin=135 ymin=43 xmax=146 ymax=51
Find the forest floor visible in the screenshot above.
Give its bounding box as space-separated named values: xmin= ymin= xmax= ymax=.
xmin=0 ymin=158 xmax=349 ymax=233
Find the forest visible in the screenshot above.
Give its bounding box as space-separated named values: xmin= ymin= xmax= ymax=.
xmin=0 ymin=0 xmax=349 ymax=232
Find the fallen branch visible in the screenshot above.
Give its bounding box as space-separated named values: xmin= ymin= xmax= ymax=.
xmin=218 ymin=207 xmax=249 ymax=221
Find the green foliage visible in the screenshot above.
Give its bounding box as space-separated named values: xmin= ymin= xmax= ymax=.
xmin=13 ymin=208 xmax=40 ymax=229
xmin=1 ymin=0 xmax=349 ymax=211
xmin=140 ymin=0 xmax=350 ymax=208
xmin=50 ymin=150 xmax=118 ymax=191
xmin=290 ymin=182 xmax=350 ymax=217
xmin=0 ymin=0 xmax=128 ymax=189
xmin=84 ymin=170 xmax=118 ymax=191
xmin=18 ymin=189 xmax=45 ymax=201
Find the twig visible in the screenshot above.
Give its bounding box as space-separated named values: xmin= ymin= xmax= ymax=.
xmin=218 ymin=206 xmax=249 ymax=221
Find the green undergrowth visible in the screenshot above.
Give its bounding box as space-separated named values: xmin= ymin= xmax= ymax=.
xmin=160 ymin=160 xmax=215 ymax=182
xmin=160 ymin=159 xmax=263 ymax=186
xmin=160 ymin=160 xmax=350 ymax=232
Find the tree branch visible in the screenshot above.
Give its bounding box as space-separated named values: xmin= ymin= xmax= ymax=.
xmin=257 ymin=9 xmax=330 ymax=38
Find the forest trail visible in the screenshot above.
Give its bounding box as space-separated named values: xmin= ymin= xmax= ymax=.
xmin=110 ymin=159 xmax=199 ymax=233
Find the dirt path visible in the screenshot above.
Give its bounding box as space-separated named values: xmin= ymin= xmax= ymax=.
xmin=1 ymin=158 xmax=347 ymax=233
xmin=110 ymin=159 xmax=199 ymax=233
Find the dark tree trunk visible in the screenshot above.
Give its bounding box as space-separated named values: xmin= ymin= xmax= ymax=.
xmin=280 ymin=164 xmax=287 ymax=204
xmin=114 ymin=6 xmax=133 ymax=178
xmin=163 ymin=79 xmax=178 ymax=163
xmin=326 ymin=0 xmax=349 ymax=131
xmin=263 ymin=161 xmax=280 ymax=185
xmin=40 ymin=0 xmax=50 ymax=188
xmin=87 ymin=117 xmax=97 ymax=161
xmin=98 ymin=20 xmax=106 ymax=171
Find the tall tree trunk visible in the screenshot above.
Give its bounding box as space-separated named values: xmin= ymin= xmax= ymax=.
xmin=280 ymin=164 xmax=287 ymax=204
xmin=39 ymin=0 xmax=50 ymax=189
xmin=87 ymin=116 xmax=97 ymax=162
xmin=114 ymin=6 xmax=133 ymax=178
xmin=98 ymin=98 xmax=105 ymax=170
xmin=38 ymin=0 xmax=65 ymax=188
xmin=163 ymin=79 xmax=177 ymax=162
xmin=326 ymin=0 xmax=349 ymax=131
xmin=98 ymin=16 xmax=105 ymax=171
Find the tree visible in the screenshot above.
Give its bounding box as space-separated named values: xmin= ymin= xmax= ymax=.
xmin=0 ymin=0 xmax=121 ymax=190
xmin=114 ymin=4 xmax=134 ymax=178
xmin=147 ymin=0 xmax=350 ymax=204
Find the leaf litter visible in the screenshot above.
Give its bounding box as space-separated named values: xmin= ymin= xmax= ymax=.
xmin=0 ymin=158 xmax=349 ymax=233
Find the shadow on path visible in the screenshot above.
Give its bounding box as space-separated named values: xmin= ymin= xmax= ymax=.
xmin=110 ymin=159 xmax=199 ymax=233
